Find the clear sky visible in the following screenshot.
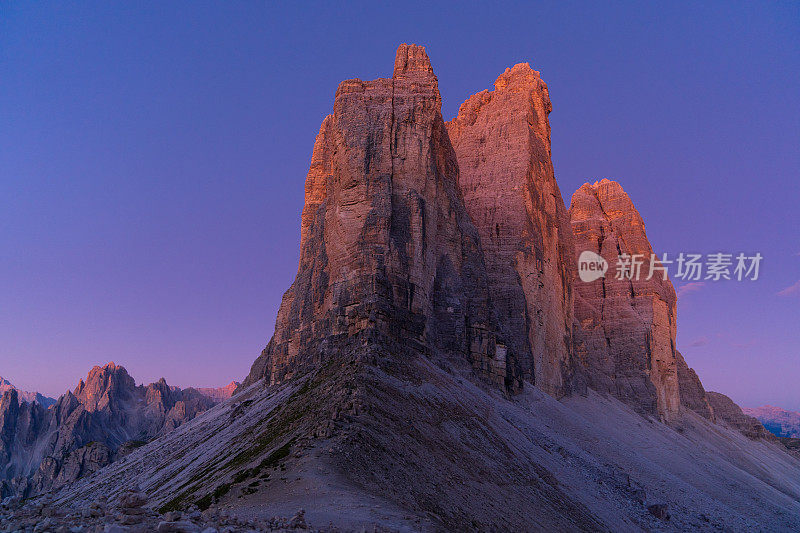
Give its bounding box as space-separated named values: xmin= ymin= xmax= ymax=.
xmin=1 ymin=2 xmax=798 ymax=408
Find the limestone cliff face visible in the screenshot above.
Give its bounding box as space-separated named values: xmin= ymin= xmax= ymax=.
xmin=0 ymin=363 xmax=221 ymax=499
xmin=244 ymin=44 xmax=518 ymax=391
xmin=446 ymin=64 xmax=578 ymax=397
xmin=569 ymin=179 xmax=681 ymax=420
xmin=239 ymin=44 xmax=757 ymax=436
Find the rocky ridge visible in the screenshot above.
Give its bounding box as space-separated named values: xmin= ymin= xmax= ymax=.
xmin=195 ymin=381 xmax=239 ymax=403
xmin=0 ymin=363 xmax=223 ymax=499
xmin=1 ymin=488 xmax=312 ymax=532
xmin=39 ymin=360 xmax=800 ymax=532
xmin=0 ymin=376 xmax=55 ymax=409
xmin=707 ymin=391 xmax=778 ymax=441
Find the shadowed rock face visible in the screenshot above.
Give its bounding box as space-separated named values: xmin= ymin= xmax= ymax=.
xmin=244 ymin=44 xmax=519 ymax=391
xmin=707 ymin=392 xmax=777 ymax=441
xmin=0 ymin=363 xmax=220 ymax=498
xmin=446 ymin=64 xmax=579 ymax=397
xmin=570 ymin=179 xmax=681 ymax=420
xmin=676 ymin=350 xmax=715 ymax=420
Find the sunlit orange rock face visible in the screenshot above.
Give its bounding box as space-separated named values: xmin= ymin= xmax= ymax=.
xmin=242 ymin=44 xmax=723 ymax=422
xmin=446 ymin=64 xmax=579 ymax=397
xmin=569 ymin=179 xmax=714 ymax=421
xmin=244 ymin=44 xmax=519 ymax=390
xmin=570 ymin=180 xmax=680 ymax=419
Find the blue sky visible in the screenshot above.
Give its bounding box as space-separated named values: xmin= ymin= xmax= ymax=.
xmin=1 ymin=2 xmax=798 ymax=408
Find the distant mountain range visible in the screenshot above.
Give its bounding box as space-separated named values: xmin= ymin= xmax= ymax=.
xmin=0 ymin=363 xmax=238 ymax=499
xmin=743 ymin=405 xmax=800 ymax=438
xmin=0 ymin=376 xmax=55 ymax=408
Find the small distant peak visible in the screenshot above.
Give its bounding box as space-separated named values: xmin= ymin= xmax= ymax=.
xmin=393 ymin=43 xmax=434 ymax=77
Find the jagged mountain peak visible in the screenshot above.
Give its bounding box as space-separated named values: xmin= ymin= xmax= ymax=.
xmin=194 ymin=381 xmax=239 ymax=402
xmin=0 ymin=375 xmax=56 ymax=408
xmin=446 ymin=59 xmax=577 ymax=396
xmin=73 ymin=362 xmax=136 ymax=412
xmin=573 ymin=179 xmax=637 ymax=213
xmin=0 ymin=364 xmax=230 ymax=499
xmin=743 ymin=404 xmax=800 ymax=438
xmin=494 ymin=62 xmax=544 ymax=88
xmin=570 ymin=177 xmax=682 ymax=419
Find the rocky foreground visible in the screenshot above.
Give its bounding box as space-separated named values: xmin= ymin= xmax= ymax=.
xmin=1 ymin=490 xmax=312 ymax=533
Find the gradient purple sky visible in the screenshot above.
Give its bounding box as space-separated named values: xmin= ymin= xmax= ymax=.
xmin=1 ymin=2 xmax=798 ymax=409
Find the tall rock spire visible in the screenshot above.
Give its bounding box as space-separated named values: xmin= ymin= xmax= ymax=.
xmin=244 ymin=45 xmax=520 ymax=391
xmin=446 ymin=63 xmax=579 ymax=397
xmin=569 ymin=179 xmax=682 ymax=420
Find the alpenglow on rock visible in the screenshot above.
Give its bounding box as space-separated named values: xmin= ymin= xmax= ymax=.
xmin=244 ymin=44 xmax=519 ymax=391
xmin=568 ymin=179 xmax=721 ymax=422
xmin=446 ymin=63 xmax=579 ymax=397
xmin=743 ymin=405 xmax=800 ymax=438
xmin=570 ymin=180 xmax=684 ymax=420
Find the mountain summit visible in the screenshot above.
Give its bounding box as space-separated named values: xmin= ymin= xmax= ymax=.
xmin=243 ymin=43 xmax=517 ymax=391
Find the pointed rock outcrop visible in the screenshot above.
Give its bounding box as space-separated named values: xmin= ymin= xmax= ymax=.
xmin=569 ymin=179 xmax=681 ymax=420
xmin=244 ymin=44 xmax=519 ymax=391
xmin=446 ymin=63 xmax=579 ymax=396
